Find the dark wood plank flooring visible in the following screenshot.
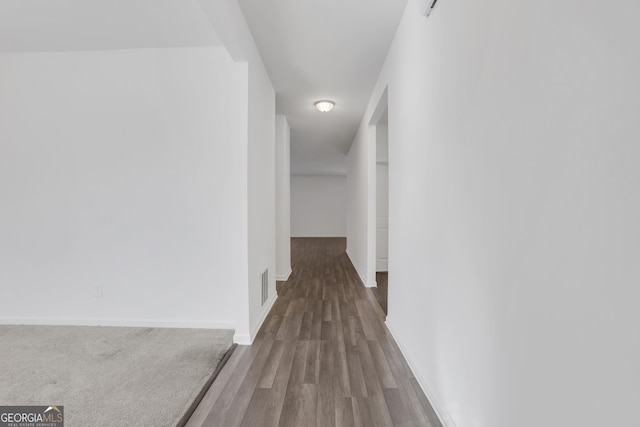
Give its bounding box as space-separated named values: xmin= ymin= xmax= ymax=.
xmin=372 ymin=272 xmax=388 ymax=315
xmin=186 ymin=238 xmax=441 ymax=427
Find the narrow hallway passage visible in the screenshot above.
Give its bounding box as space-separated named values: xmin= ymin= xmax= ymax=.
xmin=187 ymin=238 xmax=440 ymax=427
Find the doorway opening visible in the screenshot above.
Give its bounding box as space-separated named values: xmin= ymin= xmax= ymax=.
xmin=372 ymin=101 xmax=389 ymax=314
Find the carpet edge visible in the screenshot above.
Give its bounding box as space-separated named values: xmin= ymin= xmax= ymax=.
xmin=176 ymin=343 xmax=238 ymax=427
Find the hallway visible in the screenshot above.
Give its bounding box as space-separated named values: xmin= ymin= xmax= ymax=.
xmin=187 ymin=238 xmax=440 ymax=427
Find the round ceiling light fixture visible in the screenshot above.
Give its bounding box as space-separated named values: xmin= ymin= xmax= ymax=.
xmin=314 ymin=100 xmax=335 ymax=112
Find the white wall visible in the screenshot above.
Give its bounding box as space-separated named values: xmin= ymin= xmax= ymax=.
xmin=0 ymin=0 xmax=277 ymax=346
xmin=275 ymin=115 xmax=292 ymax=281
xmin=0 ymin=47 xmax=248 ymax=330
xmin=291 ymin=176 xmax=346 ymax=238
xmin=200 ymin=0 xmax=277 ymax=344
xmin=376 ymin=122 xmax=389 ymax=163
xmin=346 ymin=125 xmax=376 ymax=287
xmin=348 ymin=0 xmax=640 ymax=426
xmin=376 ymin=164 xmax=388 ymax=271
xmin=246 ymin=56 xmax=276 ymax=342
xmin=376 ymin=120 xmax=389 ymax=272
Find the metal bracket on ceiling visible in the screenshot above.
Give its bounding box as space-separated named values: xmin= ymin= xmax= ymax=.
xmin=421 ymin=0 xmax=439 ymax=17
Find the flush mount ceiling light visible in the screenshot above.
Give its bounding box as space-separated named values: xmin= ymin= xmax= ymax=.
xmin=314 ymin=100 xmax=335 ymax=112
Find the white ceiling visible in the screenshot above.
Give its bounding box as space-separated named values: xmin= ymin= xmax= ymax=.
xmin=238 ymin=0 xmax=408 ymax=175
xmin=0 ymin=0 xmax=221 ymax=52
xmin=0 ymin=0 xmax=407 ymax=175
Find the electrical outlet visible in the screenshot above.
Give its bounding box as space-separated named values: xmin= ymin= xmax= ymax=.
xmin=95 ymin=284 xmax=103 ymax=298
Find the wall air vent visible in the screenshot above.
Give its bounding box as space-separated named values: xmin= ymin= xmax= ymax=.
xmin=261 ymin=269 xmax=269 ymax=305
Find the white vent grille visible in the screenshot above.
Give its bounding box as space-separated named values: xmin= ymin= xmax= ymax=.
xmin=261 ymin=269 xmax=269 ymax=305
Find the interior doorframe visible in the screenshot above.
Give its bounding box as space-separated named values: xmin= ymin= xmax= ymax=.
xmin=367 ymin=87 xmax=389 ymax=290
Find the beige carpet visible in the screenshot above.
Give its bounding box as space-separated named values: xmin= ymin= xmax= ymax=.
xmin=0 ymin=325 xmax=233 ymax=427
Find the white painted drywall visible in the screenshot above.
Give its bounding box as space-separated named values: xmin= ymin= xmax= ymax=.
xmin=275 ymin=115 xmax=292 ymax=281
xmin=346 ymin=125 xmax=377 ymax=287
xmin=291 ymin=176 xmax=347 ymax=238
xmin=246 ymin=58 xmax=276 ymax=342
xmin=0 ymin=47 xmax=248 ymax=330
xmin=376 ymin=122 xmax=389 ymax=163
xmin=348 ymin=0 xmax=640 ymax=426
xmin=376 ymin=121 xmax=389 ymax=272
xmin=200 ymin=0 xmax=278 ymax=344
xmin=376 ymin=164 xmax=389 ymax=271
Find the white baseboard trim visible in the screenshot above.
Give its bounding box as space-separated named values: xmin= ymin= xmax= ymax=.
xmin=276 ymin=268 xmax=292 ymax=281
xmin=233 ymin=333 xmax=251 ymax=345
xmin=386 ymin=318 xmax=457 ymax=427
xmin=0 ymin=317 xmax=235 ymax=330
xmin=346 ymin=249 xmax=377 ymax=288
xmin=236 ymin=291 xmax=278 ymax=345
